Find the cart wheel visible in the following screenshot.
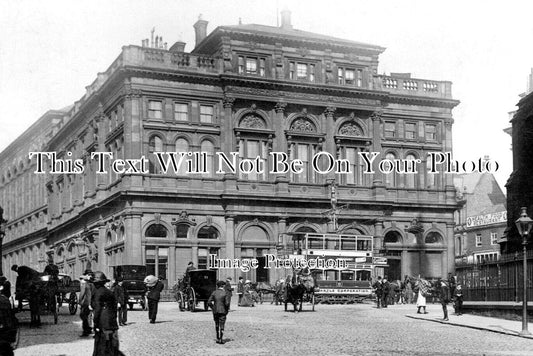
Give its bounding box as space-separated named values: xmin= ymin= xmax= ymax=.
xmin=177 ymin=292 xmax=186 ymax=312
xmin=69 ymin=293 xmax=78 ymax=315
xmin=311 ymin=293 xmax=315 ymax=311
xmin=188 ymin=288 xmax=196 ymax=312
xmin=128 ymin=303 xmax=134 ymax=310
xmin=204 ymin=301 xmax=209 ymax=311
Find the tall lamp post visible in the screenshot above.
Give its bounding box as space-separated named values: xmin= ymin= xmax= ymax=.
xmin=515 ymin=207 xmax=533 ymax=336
xmin=0 ymin=206 xmax=7 ymax=276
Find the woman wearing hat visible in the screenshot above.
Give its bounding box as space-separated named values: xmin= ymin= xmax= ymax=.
xmin=239 ymin=280 xmax=255 ymax=307
xmin=91 ymin=271 xmax=121 ymax=355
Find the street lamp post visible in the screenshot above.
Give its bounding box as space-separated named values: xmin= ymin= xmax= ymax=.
xmin=515 ymin=207 xmax=533 ymax=336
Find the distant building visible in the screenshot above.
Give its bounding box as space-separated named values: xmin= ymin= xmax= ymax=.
xmin=454 ymin=172 xmax=506 ymax=265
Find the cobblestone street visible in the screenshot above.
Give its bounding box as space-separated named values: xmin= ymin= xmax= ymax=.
xmin=12 ymin=300 xmax=533 ymax=356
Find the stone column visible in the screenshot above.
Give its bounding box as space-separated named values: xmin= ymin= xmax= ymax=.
xmin=123 ymin=88 xmax=143 ymax=187
xmin=374 ymin=219 xmax=384 ymax=251
xmin=324 ymin=106 xmax=336 ymax=182
xmin=446 ymin=222 xmax=455 ymax=274
xmin=168 ymin=245 xmax=176 ymax=286
xmin=222 ymin=95 xmax=235 ymax=154
xmin=371 ymin=110 xmax=384 ymax=185
xmin=97 ymin=224 xmax=107 ymax=274
xmin=225 ymin=215 xmax=236 ymax=279
xmin=124 ymin=212 xmax=143 ymax=265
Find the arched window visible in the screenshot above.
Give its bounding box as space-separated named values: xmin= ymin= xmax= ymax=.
xmin=384 ymin=152 xmax=396 ymax=187
xmin=198 ymin=226 xmax=219 ymax=239
xmin=119 ymin=226 xmax=125 ymax=241
xmin=106 ymin=232 xmax=113 ymax=245
xmin=200 ymin=140 xmax=215 ymax=177
xmin=146 ymin=224 xmax=168 ymax=238
xmin=405 ymin=154 xmax=417 ymax=189
xmin=148 ymin=136 xmax=164 ymax=173
xmin=384 ymin=231 xmax=402 ymax=243
xmin=425 ymin=232 xmax=442 ymax=244
xmin=175 ymin=138 xmax=189 ymax=175
xmin=426 ymin=152 xmax=437 ymax=188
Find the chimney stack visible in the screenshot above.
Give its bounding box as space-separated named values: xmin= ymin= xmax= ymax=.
xmin=280 ymin=8 xmax=292 ymax=29
xmin=194 ymin=14 xmax=209 ymax=47
xmin=170 ymin=41 xmax=186 ymax=53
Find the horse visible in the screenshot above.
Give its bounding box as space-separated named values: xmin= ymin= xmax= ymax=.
xmin=283 ymin=274 xmax=306 ymax=312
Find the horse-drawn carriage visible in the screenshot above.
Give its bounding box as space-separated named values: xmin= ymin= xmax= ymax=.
xmin=280 ymin=270 xmax=316 ymax=312
xmin=14 ymin=266 xmax=64 ymax=325
xmin=173 ymin=269 xmax=216 ymax=312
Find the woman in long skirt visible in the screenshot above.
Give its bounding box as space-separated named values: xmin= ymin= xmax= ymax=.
xmin=415 ymin=278 xmax=428 ymax=314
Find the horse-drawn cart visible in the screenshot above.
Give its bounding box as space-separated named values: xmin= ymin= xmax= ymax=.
xmin=55 ymin=273 xmax=80 ymax=315
xmin=173 ymin=269 xmax=216 ymax=312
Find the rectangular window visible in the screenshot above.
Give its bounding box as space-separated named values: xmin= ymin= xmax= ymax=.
xmin=238 ymin=56 xmax=244 ymax=74
xmin=405 ymin=123 xmax=417 ymax=139
xmin=238 ymin=55 xmax=265 ymax=76
xmin=357 ymin=69 xmax=363 ymax=87
xmin=200 ymin=105 xmax=214 ymax=123
xmin=297 ymin=63 xmax=307 ymax=79
xmin=246 ymin=58 xmax=257 ymax=74
xmin=174 ymin=103 xmax=189 ymax=121
xmin=290 ymin=61 xmax=315 ymax=82
xmin=384 ymin=121 xmax=396 ymax=138
xmin=490 ymin=232 xmax=498 ymax=245
xmin=476 ymin=234 xmax=482 ymax=247
xmin=338 ymin=67 xmax=356 ymax=85
xmin=425 ymin=124 xmax=437 ymax=141
xmin=148 ymin=100 xmax=163 ymax=119
xmin=239 ymin=139 xmax=267 ymax=181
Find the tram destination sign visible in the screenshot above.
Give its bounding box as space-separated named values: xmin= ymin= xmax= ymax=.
xmin=466 ymin=211 xmax=507 ymax=228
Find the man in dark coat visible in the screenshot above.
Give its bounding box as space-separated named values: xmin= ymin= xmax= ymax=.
xmin=237 ymin=277 xmax=244 ymax=306
xmin=436 ymin=278 xmax=451 ymax=321
xmin=146 ymin=277 xmax=164 ymax=323
xmin=0 ymin=287 xmax=17 ymax=356
xmin=91 ymin=271 xmax=121 ymax=355
xmin=224 ymin=277 xmax=233 ymax=310
xmin=208 ymin=280 xmax=231 ymax=344
xmin=372 ymin=276 xmax=384 ymax=308
xmin=381 ymin=278 xmax=390 ymax=308
xmin=111 ymin=279 xmax=126 ymax=326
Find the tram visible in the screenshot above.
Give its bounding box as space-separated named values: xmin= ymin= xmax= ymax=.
xmin=280 ymin=232 xmax=375 ymax=304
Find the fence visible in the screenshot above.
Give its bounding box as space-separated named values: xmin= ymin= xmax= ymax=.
xmin=456 ymin=251 xmax=533 ymax=302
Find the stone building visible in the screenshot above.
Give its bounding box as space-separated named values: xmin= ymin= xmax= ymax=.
xmin=0 ymin=109 xmax=69 ymax=278
xmin=0 ymin=11 xmax=459 ymax=287
xmin=454 ymin=172 xmax=506 ymax=265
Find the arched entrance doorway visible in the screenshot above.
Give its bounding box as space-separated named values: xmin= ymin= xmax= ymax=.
xmin=383 ymin=230 xmax=403 ymax=281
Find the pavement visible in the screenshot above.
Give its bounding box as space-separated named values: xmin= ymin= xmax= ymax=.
xmin=405 ymin=304 xmax=533 ymax=339
xmin=12 ymin=300 xmax=533 ymax=355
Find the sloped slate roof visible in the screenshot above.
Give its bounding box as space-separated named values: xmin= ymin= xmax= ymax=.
xmin=193 ymin=23 xmax=385 ymax=54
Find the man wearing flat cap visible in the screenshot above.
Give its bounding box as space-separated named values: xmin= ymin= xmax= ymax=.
xmin=91 ymin=271 xmax=121 ymax=355
xmin=208 ymin=280 xmax=231 ymax=344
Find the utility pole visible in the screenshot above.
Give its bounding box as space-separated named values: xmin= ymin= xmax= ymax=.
xmin=0 ymin=206 xmax=7 ymax=276
xmin=321 ymin=180 xmax=348 ymax=232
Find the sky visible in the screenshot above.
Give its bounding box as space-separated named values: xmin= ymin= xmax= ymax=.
xmin=1 ymin=0 xmax=532 ymax=190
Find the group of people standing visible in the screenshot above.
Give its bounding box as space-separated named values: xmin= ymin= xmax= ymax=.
xmin=78 ymin=269 xmax=164 ymax=355
xmin=373 ymin=274 xmax=464 ymax=321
